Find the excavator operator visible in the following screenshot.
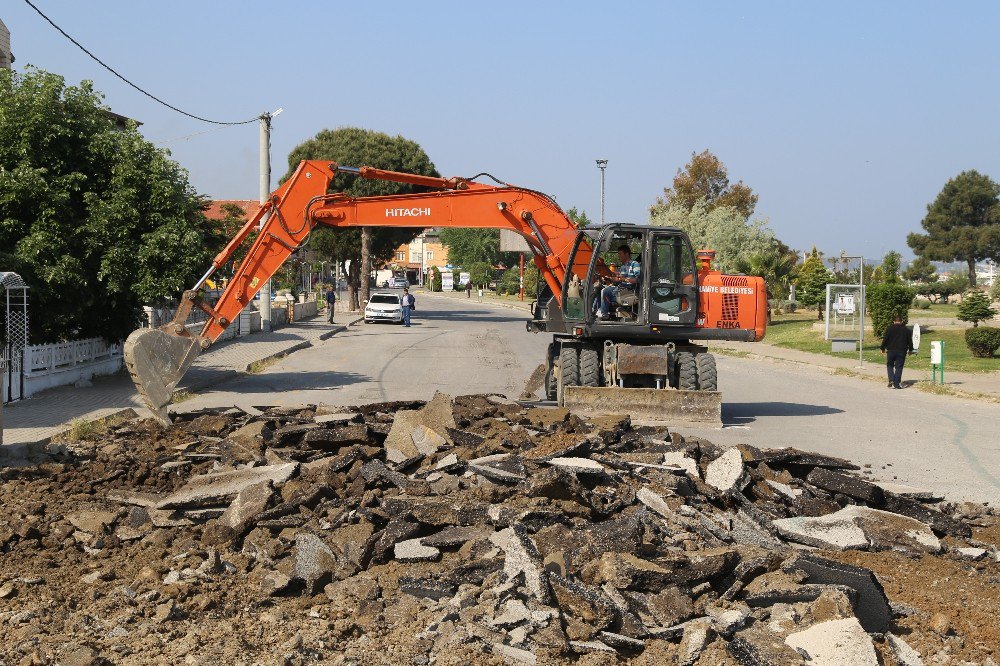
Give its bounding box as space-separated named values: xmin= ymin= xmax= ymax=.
xmin=599 ymin=244 xmax=641 ymax=320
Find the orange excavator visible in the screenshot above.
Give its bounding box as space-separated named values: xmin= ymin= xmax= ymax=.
xmin=125 ymin=161 xmax=767 ymax=424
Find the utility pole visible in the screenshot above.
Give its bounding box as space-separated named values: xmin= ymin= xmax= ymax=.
xmin=258 ymin=108 xmax=283 ymax=331
xmin=596 ymin=159 xmax=608 ymax=225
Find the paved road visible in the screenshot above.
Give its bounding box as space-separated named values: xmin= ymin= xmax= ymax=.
xmin=182 ymin=296 xmax=1000 ymax=505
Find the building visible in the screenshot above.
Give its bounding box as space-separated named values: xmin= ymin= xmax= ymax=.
xmin=204 ymin=200 xmax=262 ymax=222
xmin=381 ymin=229 xmax=450 ymax=285
xmin=1 ymin=18 xmax=13 ymax=70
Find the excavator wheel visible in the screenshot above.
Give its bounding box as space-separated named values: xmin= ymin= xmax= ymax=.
xmin=557 ymin=343 xmax=580 ymax=406
xmin=675 ymin=351 xmax=698 ymax=391
xmin=544 ymin=343 xmax=558 ymax=401
xmin=579 ymin=344 xmax=601 ymax=387
xmin=695 ymin=353 xmax=718 ymax=392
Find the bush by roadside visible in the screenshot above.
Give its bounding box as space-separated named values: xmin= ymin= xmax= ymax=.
xmin=965 ymin=327 xmax=1000 ymax=358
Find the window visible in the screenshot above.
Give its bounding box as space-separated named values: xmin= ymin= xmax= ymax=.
xmin=396 ymin=251 xmax=405 ymax=261
xmin=411 ymin=252 xmax=422 ymax=263
xmin=426 ymin=251 xmax=434 ymax=261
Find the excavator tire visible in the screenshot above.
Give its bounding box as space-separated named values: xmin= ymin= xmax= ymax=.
xmin=579 ymin=344 xmax=601 ymax=387
xmin=676 ymin=351 xmax=698 ymax=391
xmin=695 ymin=353 xmax=718 ymax=392
xmin=557 ymin=344 xmax=580 ymax=406
xmin=544 ymin=343 xmax=557 ymax=401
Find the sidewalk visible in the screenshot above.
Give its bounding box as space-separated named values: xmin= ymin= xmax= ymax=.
xmin=1 ymin=316 xmax=355 ymax=447
xmin=711 ymin=339 xmax=1000 ymax=399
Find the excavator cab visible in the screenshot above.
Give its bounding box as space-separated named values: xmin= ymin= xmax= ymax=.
xmin=556 ymin=224 xmax=700 ymax=332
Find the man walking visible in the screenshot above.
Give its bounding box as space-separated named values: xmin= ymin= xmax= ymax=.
xmin=325 ymin=284 xmax=336 ymax=323
xmin=880 ymin=314 xmax=913 ymax=389
xmin=401 ymin=288 xmax=415 ymax=327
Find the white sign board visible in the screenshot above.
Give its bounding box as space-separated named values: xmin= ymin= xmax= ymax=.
xmin=930 ymin=340 xmax=942 ymax=365
xmin=459 ymin=272 xmax=470 ymax=286
xmin=441 ymin=272 xmax=454 ymax=291
xmin=835 ymin=293 xmax=856 ymax=315
xmin=912 ymin=323 xmax=921 ymax=352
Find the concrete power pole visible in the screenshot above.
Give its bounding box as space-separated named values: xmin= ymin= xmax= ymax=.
xmin=258 ymin=109 xmax=282 ymax=331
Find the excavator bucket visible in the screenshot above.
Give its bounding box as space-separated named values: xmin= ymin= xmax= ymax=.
xmin=562 ymin=386 xmax=722 ymax=427
xmin=124 ymin=328 xmax=202 ymax=426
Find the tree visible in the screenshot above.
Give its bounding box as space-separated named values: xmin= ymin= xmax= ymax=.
xmin=283 ymin=128 xmax=438 ymax=311
xmin=732 ymin=249 xmax=799 ymax=303
xmin=915 ymin=273 xmax=968 ymax=304
xmin=468 ymin=262 xmax=492 ymax=289
xmin=566 ymin=207 xmax=592 ymax=228
xmin=795 ymin=247 xmax=835 ymax=319
xmin=958 ymin=291 xmax=996 ymax=327
xmin=438 ymin=228 xmax=518 ymax=268
xmin=990 ymin=279 xmax=1000 ymax=302
xmin=902 ymin=256 xmax=937 ymax=283
xmin=880 ymin=251 xmax=901 ymax=284
xmin=908 ymin=170 xmax=1000 ymax=287
xmin=867 ymin=284 xmax=915 ymax=337
xmin=0 ymin=68 xmax=218 ymax=343
xmin=650 ymin=200 xmax=779 ymax=273
xmin=650 ymin=150 xmax=758 ymax=219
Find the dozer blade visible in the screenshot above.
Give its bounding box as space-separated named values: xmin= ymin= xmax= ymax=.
xmin=124 ymin=328 xmax=202 ymax=426
xmin=562 ymin=386 xmax=722 ymax=427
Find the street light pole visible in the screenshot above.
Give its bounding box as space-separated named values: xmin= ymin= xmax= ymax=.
xmin=596 ymin=159 xmax=608 ymax=225
xmin=258 ymin=107 xmax=282 ymax=331
xmin=839 ymin=252 xmax=865 ymax=368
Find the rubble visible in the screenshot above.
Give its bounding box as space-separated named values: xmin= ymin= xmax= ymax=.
xmin=0 ymin=392 xmax=996 ymax=663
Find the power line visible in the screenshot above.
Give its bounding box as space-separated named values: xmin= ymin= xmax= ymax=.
xmin=23 ymin=0 xmax=259 ymax=126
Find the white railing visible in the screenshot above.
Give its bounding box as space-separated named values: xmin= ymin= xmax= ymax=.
xmin=25 ymin=338 xmax=122 ymax=376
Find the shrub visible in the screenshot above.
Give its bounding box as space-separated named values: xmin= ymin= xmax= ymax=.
xmin=914 ymin=299 xmax=931 ymax=310
xmin=965 ymin=326 xmax=1000 ymax=358
xmin=991 ymin=279 xmax=1000 ymax=303
xmin=782 ymin=300 xmax=797 ymax=313
xmin=866 ymin=283 xmax=915 ymax=337
xmin=429 ymin=266 xmax=442 ymax=292
xmin=957 ymin=290 xmax=996 ymax=327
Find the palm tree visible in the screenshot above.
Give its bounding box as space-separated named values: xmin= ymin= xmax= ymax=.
xmin=733 ymin=249 xmax=800 ymax=320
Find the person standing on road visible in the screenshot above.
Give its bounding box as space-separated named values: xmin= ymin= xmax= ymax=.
xmin=466 ymin=281 xmax=472 ymax=298
xmin=880 ymin=315 xmax=913 ymax=389
xmin=401 ymin=288 xmax=415 ymax=327
xmin=324 ymin=285 xmax=336 ymax=323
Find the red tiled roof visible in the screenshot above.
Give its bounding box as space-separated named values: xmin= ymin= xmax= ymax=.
xmin=204 ymin=200 xmax=262 ymax=221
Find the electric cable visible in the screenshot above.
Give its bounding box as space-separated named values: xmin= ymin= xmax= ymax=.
xmin=23 ymin=0 xmax=259 ymax=126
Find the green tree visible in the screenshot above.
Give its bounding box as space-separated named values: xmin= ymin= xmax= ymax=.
xmin=795 ymin=247 xmax=835 ymax=319
xmin=0 ymin=68 xmax=218 ymax=343
xmin=283 ymin=128 xmax=438 ymax=310
xmin=438 ymin=228 xmax=518 ymax=268
xmin=650 ymin=200 xmax=779 ymax=273
xmin=915 ymin=273 xmax=968 ymax=304
xmin=880 ymin=251 xmax=902 ymax=284
xmin=958 ymin=290 xmax=996 ymax=327
xmin=902 ymin=256 xmax=937 ymax=283
xmin=867 ymin=284 xmax=915 ymax=337
xmin=468 ymin=262 xmax=492 ymax=289
xmin=990 ymin=278 xmax=1000 ymax=302
xmin=650 ymin=150 xmax=758 ymax=219
xmin=566 ymin=207 xmax=592 ymax=228
xmin=908 ymin=170 xmax=1000 ymax=287
xmin=732 ymin=249 xmax=799 ymax=302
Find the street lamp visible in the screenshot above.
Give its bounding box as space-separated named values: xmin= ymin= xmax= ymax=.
xmin=838 ymin=252 xmax=865 ymax=368
xmin=595 ymin=159 xmax=608 ymax=225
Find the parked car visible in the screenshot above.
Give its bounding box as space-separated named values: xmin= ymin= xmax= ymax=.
xmin=364 ymin=292 xmax=404 ymax=324
xmin=390 ymin=277 xmax=409 ymax=289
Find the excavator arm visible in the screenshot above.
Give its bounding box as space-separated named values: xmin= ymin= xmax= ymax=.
xmin=125 ymin=160 xmax=591 ymax=422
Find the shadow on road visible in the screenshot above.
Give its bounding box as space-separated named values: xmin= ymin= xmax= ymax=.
xmin=211 ymin=370 xmax=368 ymax=394
xmin=723 ymin=401 xmax=844 ymax=425
xmin=416 ymin=309 xmax=525 ymax=324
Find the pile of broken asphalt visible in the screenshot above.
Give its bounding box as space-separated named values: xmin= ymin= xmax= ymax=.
xmin=1 ymin=394 xmax=999 ymax=665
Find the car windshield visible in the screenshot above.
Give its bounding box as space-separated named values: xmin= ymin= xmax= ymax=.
xmin=369 ymin=295 xmax=399 ymax=304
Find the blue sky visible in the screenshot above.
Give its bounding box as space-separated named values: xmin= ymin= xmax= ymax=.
xmin=8 ymin=1 xmax=1000 ymax=260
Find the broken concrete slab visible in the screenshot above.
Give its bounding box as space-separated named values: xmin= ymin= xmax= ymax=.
xmin=292 ymin=532 xmax=338 ymax=594
xmin=382 ymin=410 xmax=422 ymax=462
xmin=420 ymin=526 xmax=489 ymax=548
xmin=202 ymin=480 xmax=274 ymax=544
xmin=545 ymin=457 xmax=607 ymax=475
xmin=788 ymin=554 xmax=891 ymax=634
xmin=394 ymin=538 xmax=441 ymax=562
xmin=785 ymin=617 xmax=877 ymax=666
xmin=886 ymin=633 xmax=924 ymax=666
xmin=490 ymin=525 xmax=547 ymax=601
xmin=410 ymin=424 xmax=447 ymax=456
xmin=155 ymin=462 xmax=298 ymax=510
xmin=771 ymin=512 xmax=870 ymax=551
xmin=806 ymin=467 xmax=884 ymax=505
xmin=704 ymin=448 xmax=745 ymax=492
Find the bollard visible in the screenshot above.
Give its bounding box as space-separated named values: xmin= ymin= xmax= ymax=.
xmin=931 ymin=340 xmax=945 ymax=384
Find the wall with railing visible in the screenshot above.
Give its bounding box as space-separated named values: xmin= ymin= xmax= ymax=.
xmin=19 ymin=337 xmax=123 ymax=398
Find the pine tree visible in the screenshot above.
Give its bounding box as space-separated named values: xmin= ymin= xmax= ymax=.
xmin=795 ymin=247 xmax=834 ymax=319
xmin=958 ymin=291 xmax=996 ymax=327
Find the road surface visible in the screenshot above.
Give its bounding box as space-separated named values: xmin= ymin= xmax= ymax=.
xmin=181 ymin=295 xmax=1000 ymax=504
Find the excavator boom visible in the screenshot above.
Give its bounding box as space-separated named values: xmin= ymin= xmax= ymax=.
xmin=125 ymin=161 xmax=590 ymax=422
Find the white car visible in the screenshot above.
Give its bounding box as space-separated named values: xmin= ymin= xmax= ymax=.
xmin=390 ymin=277 xmax=409 ymax=289
xmin=364 ymin=292 xmax=404 ymax=324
